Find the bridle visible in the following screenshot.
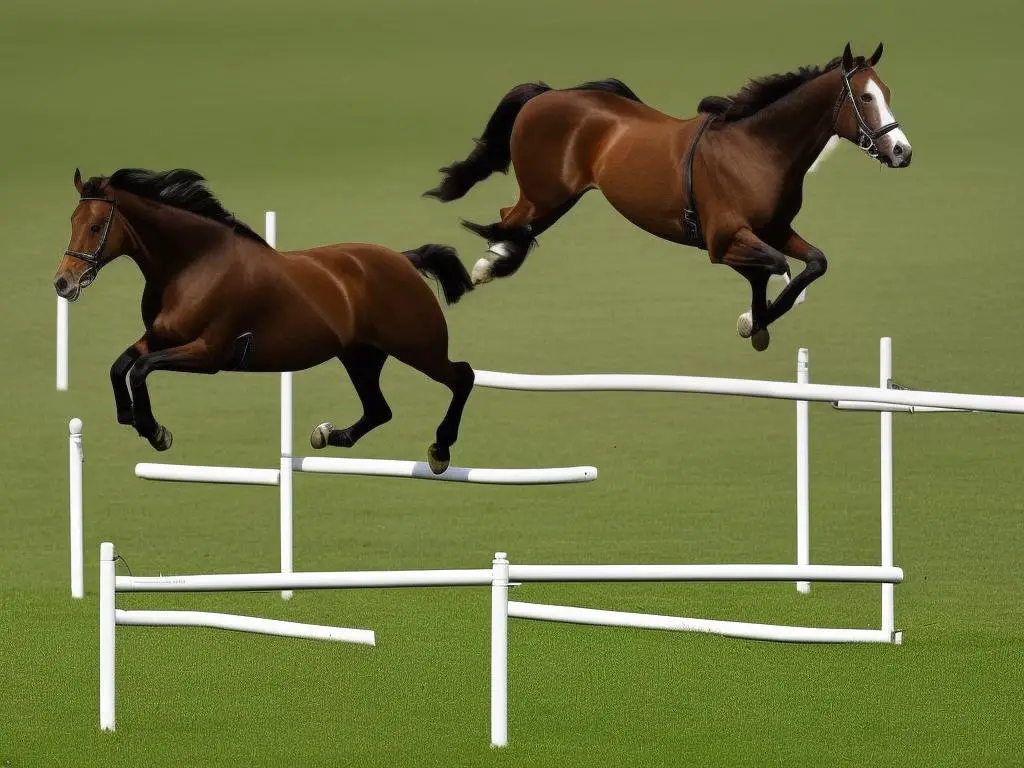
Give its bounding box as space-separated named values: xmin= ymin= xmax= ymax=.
xmin=64 ymin=196 xmax=118 ymax=274
xmin=832 ymin=65 xmax=901 ymax=160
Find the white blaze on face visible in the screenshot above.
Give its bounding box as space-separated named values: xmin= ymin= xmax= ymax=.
xmin=862 ymin=76 xmax=909 ymax=157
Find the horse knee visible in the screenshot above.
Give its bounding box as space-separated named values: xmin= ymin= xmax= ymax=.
xmin=809 ymin=249 xmax=827 ymax=275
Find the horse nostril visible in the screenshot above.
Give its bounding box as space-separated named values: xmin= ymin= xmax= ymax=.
xmin=893 ymin=144 xmax=904 ymax=156
xmin=55 ymin=276 xmax=69 ymax=294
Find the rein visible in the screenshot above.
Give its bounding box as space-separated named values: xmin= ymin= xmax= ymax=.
xmin=832 ymin=66 xmax=900 ymax=159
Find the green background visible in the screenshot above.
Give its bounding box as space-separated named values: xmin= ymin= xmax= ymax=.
xmin=2 ymin=0 xmax=1022 ymax=765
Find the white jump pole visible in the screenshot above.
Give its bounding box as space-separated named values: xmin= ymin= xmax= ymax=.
xmin=490 ymin=552 xmax=510 ymax=748
xmin=115 ymin=610 xmax=375 ymax=644
xmin=509 ymin=602 xmax=895 ymax=644
xmin=265 ymin=210 xmax=294 ymax=601
xmin=880 ymin=338 xmax=895 ymax=637
xmin=69 ymin=419 xmax=84 ymax=599
xmin=473 ymin=369 xmax=1024 ymax=414
xmin=796 ymin=349 xmax=810 ymax=594
xmin=99 ymin=542 xmax=116 ymax=731
xmin=57 ymin=296 xmax=69 ymax=391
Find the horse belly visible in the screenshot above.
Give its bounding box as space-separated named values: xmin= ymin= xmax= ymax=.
xmin=592 ymin=129 xmax=690 ymax=243
xmin=234 ymin=273 xmax=352 ymax=372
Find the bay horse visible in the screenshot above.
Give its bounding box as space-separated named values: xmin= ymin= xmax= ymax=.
xmin=425 ymin=43 xmax=911 ymax=351
xmin=54 ymin=168 xmax=475 ymax=473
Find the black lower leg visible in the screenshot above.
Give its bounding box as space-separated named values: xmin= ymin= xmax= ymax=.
xmin=328 ymin=347 xmax=391 ymax=448
xmin=764 ymin=255 xmax=827 ymax=325
xmin=433 ymin=361 xmax=476 ymax=454
xmin=734 ymin=267 xmax=771 ymax=330
xmin=110 ymin=344 xmax=143 ymax=425
xmin=128 ymin=342 xmax=221 ymax=449
xmin=462 ymin=191 xmax=586 ymax=279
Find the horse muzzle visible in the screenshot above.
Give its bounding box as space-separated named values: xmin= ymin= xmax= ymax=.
xmin=886 ymin=141 xmax=912 ymax=168
xmin=54 ymin=270 xmax=94 ymax=302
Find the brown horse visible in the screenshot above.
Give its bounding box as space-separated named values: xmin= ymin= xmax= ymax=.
xmin=426 ymin=43 xmax=911 ymax=351
xmin=54 ymin=168 xmax=475 ymax=473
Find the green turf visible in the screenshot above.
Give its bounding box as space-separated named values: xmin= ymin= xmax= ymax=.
xmin=2 ymin=0 xmax=1023 ymax=764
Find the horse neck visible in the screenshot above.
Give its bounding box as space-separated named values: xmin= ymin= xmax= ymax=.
xmin=744 ymin=70 xmax=841 ymax=181
xmin=115 ymin=192 xmax=229 ymax=284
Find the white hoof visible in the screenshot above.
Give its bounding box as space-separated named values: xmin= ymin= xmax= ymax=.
xmin=471 ymin=257 xmax=494 ymax=285
xmin=737 ymin=311 xmax=754 ymax=339
xmin=310 ymin=422 xmax=333 ymax=450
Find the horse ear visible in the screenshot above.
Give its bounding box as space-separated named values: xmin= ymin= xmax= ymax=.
xmin=842 ymin=42 xmax=854 ymax=71
xmin=868 ymin=42 xmax=884 ymax=66
xmin=73 ymin=168 xmax=83 ymax=193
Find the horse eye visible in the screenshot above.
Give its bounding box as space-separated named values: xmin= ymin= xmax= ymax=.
xmin=90 ymin=224 xmax=101 ymax=233
xmin=860 ymin=93 xmax=874 ymax=103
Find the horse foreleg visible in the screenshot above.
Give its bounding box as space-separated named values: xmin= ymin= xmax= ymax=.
xmin=762 ymin=230 xmax=827 ymax=326
xmin=110 ymin=336 xmax=149 ymax=426
xmin=128 ymin=338 xmax=225 ymax=451
xmin=718 ymin=229 xmax=788 ymax=351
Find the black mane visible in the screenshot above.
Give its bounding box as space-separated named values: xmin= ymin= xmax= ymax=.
xmin=698 ymin=55 xmax=860 ymax=122
xmin=84 ymin=168 xmax=266 ymax=244
xmin=567 ymin=78 xmax=643 ymax=104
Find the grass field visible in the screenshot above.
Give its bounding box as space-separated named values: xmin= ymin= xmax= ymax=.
xmin=3 ymin=0 xmax=1024 ymax=765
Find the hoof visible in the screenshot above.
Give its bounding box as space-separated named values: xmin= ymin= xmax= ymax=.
xmin=310 ymin=422 xmax=333 ymax=450
xmin=471 ymin=257 xmax=494 ymax=285
xmin=150 ymin=425 xmax=173 ymax=452
xmin=427 ymin=443 xmax=450 ymax=475
xmin=737 ymin=311 xmax=754 ymax=339
xmin=751 ymin=328 xmax=770 ymax=352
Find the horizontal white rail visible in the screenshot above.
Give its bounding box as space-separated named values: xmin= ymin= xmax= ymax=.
xmin=115 ymin=563 xmax=900 ymax=593
xmin=136 ymin=463 xmax=279 ymax=485
xmin=116 ymin=569 xmax=494 ymax=592
xmin=474 ymin=370 xmax=1024 ymax=415
xmin=508 ymin=602 xmax=899 ymax=644
xmin=294 ymin=456 xmax=597 ymax=484
xmin=115 ymin=609 xmax=375 ymax=645
xmin=506 ymin=563 xmax=903 ymax=584
xmin=136 ymin=459 xmax=597 ymax=487
xmin=832 ymin=400 xmax=970 ymax=414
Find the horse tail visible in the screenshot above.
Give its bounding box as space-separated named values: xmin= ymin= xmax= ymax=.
xmin=404 ymin=244 xmax=474 ymax=305
xmin=423 ymin=82 xmax=552 ymax=202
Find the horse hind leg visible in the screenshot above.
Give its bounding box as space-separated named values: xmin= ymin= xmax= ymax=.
xmin=387 ymin=341 xmax=475 ymax=473
xmin=310 ymin=346 xmax=392 ymax=449
xmin=426 ymin=360 xmax=475 ymax=474
xmin=462 ymin=190 xmax=586 ymax=284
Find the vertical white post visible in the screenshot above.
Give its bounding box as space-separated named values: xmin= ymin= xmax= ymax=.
xmin=796 ymin=349 xmax=810 ymax=594
xmin=267 ymin=211 xmax=294 ymax=600
xmin=69 ymin=419 xmax=84 ymax=599
xmin=490 ymin=551 xmax=509 ymax=748
xmin=56 ymin=296 xmax=69 ymax=391
xmin=280 ymin=371 xmax=294 ymax=601
xmin=880 ymin=338 xmax=895 ymax=637
xmin=99 ymin=542 xmax=116 ymax=731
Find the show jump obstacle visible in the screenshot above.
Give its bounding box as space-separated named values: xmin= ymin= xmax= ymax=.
xmin=80 ymin=333 xmax=1023 ymax=746
xmin=99 ymin=543 xmax=904 ymax=743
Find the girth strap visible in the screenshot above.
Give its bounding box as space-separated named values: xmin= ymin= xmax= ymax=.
xmin=682 ymin=114 xmax=715 ymax=250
